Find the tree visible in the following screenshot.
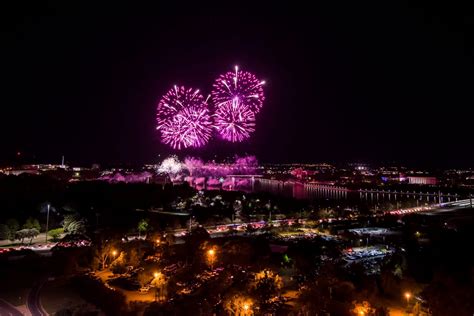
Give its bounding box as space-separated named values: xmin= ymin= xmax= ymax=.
xmin=422 ymin=272 xmax=474 ymax=316
xmin=222 ymin=240 xmax=254 ymax=266
xmin=15 ymin=228 xmax=39 ymax=244
xmin=137 ymin=219 xmax=149 ymax=238
xmin=296 ymin=263 xmax=355 ymax=315
xmin=15 ymin=229 xmax=28 ymax=244
xmin=63 ymin=214 xmax=86 ymax=234
xmin=185 ymin=226 xmax=210 ymax=250
xmin=71 ymin=275 xmax=127 ymax=315
xmin=127 ymin=248 xmax=141 ymax=267
xmin=23 ymin=217 xmax=41 ymax=231
xmin=137 ymin=268 xmax=153 ymax=287
xmin=224 ymin=294 xmax=254 ymax=316
xmin=351 ymin=301 xmax=375 ymax=316
xmin=6 ymin=219 xmax=19 ymax=241
xmin=0 ymin=224 xmax=10 ymax=240
xmin=48 ymin=228 xmax=64 ymax=241
xmin=92 ymin=241 xmax=116 ymax=270
xmin=110 ymin=252 xmax=126 ymax=274
xmin=26 ymin=228 xmax=40 ymax=244
xmin=251 ymin=269 xmax=283 ymax=309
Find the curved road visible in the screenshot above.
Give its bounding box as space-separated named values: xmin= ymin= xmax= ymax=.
xmin=27 ymin=281 xmax=48 ymax=316
xmin=0 ymin=299 xmax=23 ymax=316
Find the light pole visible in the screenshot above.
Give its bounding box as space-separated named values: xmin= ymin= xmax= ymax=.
xmin=45 ymin=204 xmax=50 ymax=243
xmin=107 ymin=250 xmax=117 ymax=269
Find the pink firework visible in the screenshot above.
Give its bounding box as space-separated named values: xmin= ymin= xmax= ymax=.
xmin=214 ymin=97 xmax=256 ymax=142
xmin=211 ymin=66 xmax=265 ymax=114
xmin=160 ymin=105 xmax=213 ymax=149
xmin=156 ymin=85 xmax=207 ymax=128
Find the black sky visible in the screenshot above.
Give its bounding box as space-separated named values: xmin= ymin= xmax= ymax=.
xmin=1 ymin=2 xmax=473 ymax=167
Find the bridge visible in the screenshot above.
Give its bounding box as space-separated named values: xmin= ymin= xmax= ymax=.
xmin=387 ymin=198 xmax=473 ymax=215
xmin=255 ymin=178 xmax=470 ymax=202
xmin=256 ymin=178 xmax=349 ymax=191
xmin=358 ymin=188 xmax=463 ymax=203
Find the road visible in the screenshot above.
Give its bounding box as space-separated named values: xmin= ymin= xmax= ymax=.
xmin=0 ymin=299 xmax=23 ymax=316
xmin=27 ymin=281 xmax=48 ymax=316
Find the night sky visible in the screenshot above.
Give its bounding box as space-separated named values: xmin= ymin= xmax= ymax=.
xmin=1 ymin=2 xmax=473 ymax=167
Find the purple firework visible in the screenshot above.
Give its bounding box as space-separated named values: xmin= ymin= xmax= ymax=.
xmin=156 ymin=85 xmax=207 ymax=128
xmin=214 ymin=97 xmax=256 ymax=142
xmin=160 ymin=105 xmax=213 ymax=149
xmin=211 ymin=66 xmax=265 ymax=114
xmin=157 ymin=86 xmax=212 ymax=149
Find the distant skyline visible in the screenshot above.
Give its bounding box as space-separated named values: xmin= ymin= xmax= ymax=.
xmin=1 ymin=2 xmax=473 ymax=167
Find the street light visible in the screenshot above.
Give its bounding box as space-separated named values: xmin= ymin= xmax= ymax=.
xmin=405 ymin=292 xmax=411 ymax=305
xmin=45 ymin=203 xmax=50 ymax=243
xmin=240 ymin=301 xmax=252 ymax=315
xmin=207 ymin=249 xmax=216 ymax=270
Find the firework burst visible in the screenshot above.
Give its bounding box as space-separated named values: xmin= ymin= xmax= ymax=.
xmin=211 ymin=66 xmax=265 ymax=114
xmin=156 ymin=85 xmax=207 ymax=128
xmin=214 ymin=97 xmax=256 ymax=142
xmin=157 ymin=86 xmax=212 ymax=149
xmin=160 ymin=105 xmax=213 ymax=149
xmin=157 ymin=155 xmax=183 ymax=175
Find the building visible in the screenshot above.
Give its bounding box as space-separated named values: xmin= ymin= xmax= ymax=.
xmin=407 ymin=176 xmax=437 ymax=185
